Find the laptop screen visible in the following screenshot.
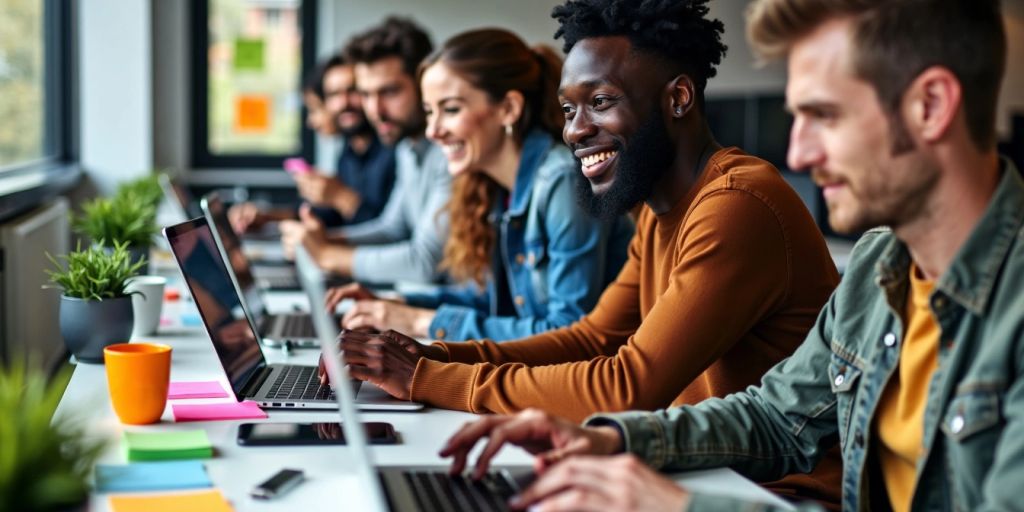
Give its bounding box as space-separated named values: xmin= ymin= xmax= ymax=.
xmin=164 ymin=217 xmax=266 ymax=396
xmin=201 ymin=192 xmax=268 ymax=318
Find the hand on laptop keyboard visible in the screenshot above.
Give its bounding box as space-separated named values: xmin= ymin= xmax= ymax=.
xmin=438 ymin=408 xmax=624 ymax=479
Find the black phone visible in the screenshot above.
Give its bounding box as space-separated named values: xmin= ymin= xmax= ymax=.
xmin=237 ymin=422 xmax=398 ymax=446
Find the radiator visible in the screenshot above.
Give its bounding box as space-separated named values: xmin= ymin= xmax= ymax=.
xmin=0 ymin=198 xmax=70 ymax=370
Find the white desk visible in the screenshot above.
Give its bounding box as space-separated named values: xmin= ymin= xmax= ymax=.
xmin=54 ymin=275 xmax=793 ymax=511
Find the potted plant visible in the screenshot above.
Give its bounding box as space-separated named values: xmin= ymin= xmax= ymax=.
xmin=46 ymin=241 xmax=146 ymax=363
xmin=115 ymin=174 xmax=164 ymax=212
xmin=0 ymin=364 xmax=106 ymax=511
xmin=72 ymin=193 xmax=159 ymax=272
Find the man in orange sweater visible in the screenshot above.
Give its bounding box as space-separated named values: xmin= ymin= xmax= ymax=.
xmin=324 ymin=0 xmax=842 ymax=506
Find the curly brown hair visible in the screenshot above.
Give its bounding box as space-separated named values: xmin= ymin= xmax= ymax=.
xmin=420 ymin=29 xmax=564 ymax=285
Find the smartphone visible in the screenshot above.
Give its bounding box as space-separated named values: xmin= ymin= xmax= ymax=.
xmin=283 ymin=157 xmax=312 ymax=176
xmin=251 ymin=468 xmax=304 ymax=500
xmin=237 ymin=422 xmax=398 ymax=446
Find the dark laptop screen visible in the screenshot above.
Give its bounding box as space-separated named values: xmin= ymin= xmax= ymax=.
xmin=164 ymin=218 xmax=266 ymax=396
xmin=202 ymin=193 xmax=267 ymax=317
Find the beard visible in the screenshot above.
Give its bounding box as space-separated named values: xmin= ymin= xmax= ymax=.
xmin=338 ymin=110 xmax=372 ymax=138
xmin=574 ymin=106 xmax=675 ymax=221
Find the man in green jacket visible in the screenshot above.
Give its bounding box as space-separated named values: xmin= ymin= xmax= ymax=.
xmin=439 ymin=0 xmax=1020 ymax=510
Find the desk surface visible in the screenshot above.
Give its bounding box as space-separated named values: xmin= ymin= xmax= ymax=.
xmin=54 ymin=266 xmax=793 ymax=511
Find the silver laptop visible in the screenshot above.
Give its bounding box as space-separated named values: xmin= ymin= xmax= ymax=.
xmin=302 ymin=245 xmax=532 ymax=510
xmin=201 ymin=192 xmax=330 ymax=348
xmin=163 ymin=217 xmax=421 ymax=411
xmin=202 ymin=192 xmax=301 ymax=290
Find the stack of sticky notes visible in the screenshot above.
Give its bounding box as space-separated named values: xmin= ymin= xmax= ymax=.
xmin=109 ymin=489 xmax=233 ymax=512
xmin=123 ymin=430 xmax=213 ymax=462
xmin=95 ymin=460 xmax=212 ymax=493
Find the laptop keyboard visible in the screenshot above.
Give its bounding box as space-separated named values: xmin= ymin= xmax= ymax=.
xmin=395 ymin=469 xmax=529 ymax=511
xmin=266 ymin=366 xmax=334 ymax=401
xmin=281 ymin=315 xmax=316 ymax=338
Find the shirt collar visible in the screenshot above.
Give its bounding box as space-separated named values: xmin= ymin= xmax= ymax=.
xmin=877 ymin=157 xmax=1024 ymax=315
xmin=506 ymin=130 xmax=554 ymax=217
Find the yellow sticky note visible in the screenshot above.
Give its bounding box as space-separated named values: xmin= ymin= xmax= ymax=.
xmin=109 ymin=489 xmax=234 ymax=512
xmin=235 ymin=95 xmax=271 ymax=133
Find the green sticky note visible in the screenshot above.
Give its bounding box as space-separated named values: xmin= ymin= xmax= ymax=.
xmin=234 ymin=38 xmax=264 ymax=71
xmin=123 ymin=430 xmax=213 ymax=462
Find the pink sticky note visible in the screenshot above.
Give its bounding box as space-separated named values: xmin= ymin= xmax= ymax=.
xmin=168 ymin=381 xmax=230 ymax=400
xmin=172 ymin=401 xmax=267 ymax=422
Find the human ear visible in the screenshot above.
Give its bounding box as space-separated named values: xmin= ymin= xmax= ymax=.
xmin=668 ymin=75 xmax=696 ymax=119
xmin=904 ymin=66 xmax=961 ymax=144
xmin=500 ymin=90 xmax=526 ymax=128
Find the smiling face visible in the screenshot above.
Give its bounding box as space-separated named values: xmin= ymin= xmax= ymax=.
xmin=421 ymin=63 xmax=509 ymax=177
xmin=355 ymin=56 xmax=425 ymax=145
xmin=786 ymin=18 xmax=937 ymax=234
xmin=559 ymin=36 xmax=676 ymax=219
xmin=302 ymin=91 xmax=337 ymax=136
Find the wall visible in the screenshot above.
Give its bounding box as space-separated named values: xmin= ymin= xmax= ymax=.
xmin=78 ymin=0 xmax=153 ymax=194
xmin=1000 ymin=2 xmax=1024 ymax=137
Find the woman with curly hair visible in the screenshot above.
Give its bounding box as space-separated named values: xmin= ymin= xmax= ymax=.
xmin=325 ymin=28 xmax=633 ymax=342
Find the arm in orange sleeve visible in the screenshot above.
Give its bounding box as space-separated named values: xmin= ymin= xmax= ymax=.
xmin=435 ymin=217 xmax=646 ymax=367
xmin=410 ymin=190 xmax=794 ymax=422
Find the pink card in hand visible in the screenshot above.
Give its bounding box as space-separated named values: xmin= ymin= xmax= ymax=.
xmin=172 ymin=401 xmax=267 ymax=422
xmin=168 ymin=381 xmax=230 ymax=400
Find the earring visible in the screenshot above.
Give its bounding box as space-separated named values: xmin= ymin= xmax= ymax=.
xmin=675 ymin=106 xmax=683 ymax=116
xmin=505 ymin=124 xmax=513 ymax=137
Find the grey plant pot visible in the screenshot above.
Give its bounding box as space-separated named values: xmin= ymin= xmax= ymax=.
xmin=60 ymin=295 xmax=135 ymax=364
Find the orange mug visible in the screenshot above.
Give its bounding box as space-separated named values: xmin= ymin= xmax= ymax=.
xmin=104 ymin=343 xmax=172 ymax=425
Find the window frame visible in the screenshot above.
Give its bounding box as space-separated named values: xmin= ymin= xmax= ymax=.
xmin=189 ymin=0 xmax=317 ymax=169
xmin=0 ymin=0 xmax=77 ymax=175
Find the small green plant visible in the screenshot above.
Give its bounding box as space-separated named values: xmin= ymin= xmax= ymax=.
xmin=115 ymin=174 xmax=164 ymax=211
xmin=45 ymin=241 xmax=146 ymax=300
xmin=0 ymin=363 xmax=107 ymax=511
xmin=72 ymin=193 xmax=158 ymax=248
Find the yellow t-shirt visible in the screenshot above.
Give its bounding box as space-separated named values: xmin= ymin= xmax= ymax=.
xmin=874 ymin=263 xmax=939 ymax=512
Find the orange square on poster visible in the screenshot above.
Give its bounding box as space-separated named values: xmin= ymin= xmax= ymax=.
xmin=235 ymin=95 xmax=270 ymax=132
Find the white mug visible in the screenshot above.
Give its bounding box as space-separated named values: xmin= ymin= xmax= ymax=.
xmin=125 ymin=275 xmax=167 ymax=337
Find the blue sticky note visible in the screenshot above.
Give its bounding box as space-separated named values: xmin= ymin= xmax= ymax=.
xmin=180 ymin=313 xmax=203 ymax=326
xmin=94 ymin=460 xmax=213 ymax=493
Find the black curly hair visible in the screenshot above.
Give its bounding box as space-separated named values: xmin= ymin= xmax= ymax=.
xmin=552 ymin=0 xmax=727 ymax=98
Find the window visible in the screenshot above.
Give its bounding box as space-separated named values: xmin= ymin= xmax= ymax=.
xmin=192 ymin=0 xmax=316 ymax=168
xmin=0 ymin=0 xmax=73 ymax=172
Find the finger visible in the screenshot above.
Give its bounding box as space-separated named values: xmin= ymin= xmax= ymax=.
xmin=538 ymin=435 xmax=594 ymax=467
xmin=440 ymin=417 xmax=505 ymax=473
xmin=345 ymin=314 xmax=381 ymax=332
xmin=439 ymin=416 xmax=504 ymax=458
xmin=472 ymin=417 xmax=548 ymax=479
xmin=512 ymin=458 xmax=610 ymax=511
xmin=531 ymin=487 xmax=610 ymax=512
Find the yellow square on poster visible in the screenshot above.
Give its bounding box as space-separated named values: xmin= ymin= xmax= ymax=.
xmin=235 ymin=95 xmax=271 ymax=133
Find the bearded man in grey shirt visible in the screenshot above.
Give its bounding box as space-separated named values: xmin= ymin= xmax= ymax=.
xmin=283 ymin=17 xmax=450 ymax=285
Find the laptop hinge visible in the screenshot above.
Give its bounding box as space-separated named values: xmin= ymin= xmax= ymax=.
xmin=239 ymin=366 xmax=272 ymax=399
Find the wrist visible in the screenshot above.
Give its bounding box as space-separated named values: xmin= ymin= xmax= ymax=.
xmin=412 ymin=309 xmax=436 ymax=338
xmin=592 ymin=425 xmax=625 ymax=455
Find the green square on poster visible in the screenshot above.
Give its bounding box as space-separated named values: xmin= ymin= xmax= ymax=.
xmin=234 ymin=38 xmax=265 ymax=71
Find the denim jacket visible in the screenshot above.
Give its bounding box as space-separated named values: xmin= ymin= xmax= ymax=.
xmin=588 ymin=160 xmax=1024 ymax=511
xmin=405 ymin=130 xmax=633 ymax=341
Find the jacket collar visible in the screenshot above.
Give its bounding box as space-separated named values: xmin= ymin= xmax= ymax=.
xmin=506 ymin=130 xmax=554 ymax=217
xmin=877 ymin=158 xmax=1024 ymax=316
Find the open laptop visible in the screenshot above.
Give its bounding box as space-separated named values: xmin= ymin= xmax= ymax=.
xmin=163 ymin=217 xmax=421 ymax=411
xmin=158 ymin=174 xmax=201 ymax=223
xmin=301 ymin=244 xmax=533 ymax=510
xmin=202 ymin=192 xmax=301 ymax=290
xmin=202 ymin=193 xmax=333 ymax=348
